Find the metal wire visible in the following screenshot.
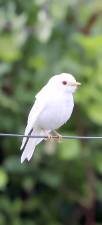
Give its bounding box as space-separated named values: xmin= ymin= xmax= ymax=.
xmin=0 ymin=133 xmax=102 ymax=140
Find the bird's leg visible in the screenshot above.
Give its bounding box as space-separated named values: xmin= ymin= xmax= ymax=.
xmin=44 ymin=131 xmax=53 ymax=141
xmin=44 ymin=130 xmax=62 ymax=142
xmin=52 ymin=130 xmax=62 ymax=142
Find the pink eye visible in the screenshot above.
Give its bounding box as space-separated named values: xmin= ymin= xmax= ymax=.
xmin=62 ymin=81 xmax=67 ymax=85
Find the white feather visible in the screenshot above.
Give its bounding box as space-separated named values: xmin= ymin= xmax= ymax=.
xmin=20 ymin=97 xmax=47 ymax=150
xmin=21 ymin=129 xmax=46 ymax=163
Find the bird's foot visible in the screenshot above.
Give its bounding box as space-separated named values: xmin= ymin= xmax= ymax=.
xmin=53 ymin=131 xmax=62 ymax=143
xmin=47 ymin=134 xmax=53 ymax=141
xmin=44 ymin=132 xmax=53 ymax=141
xmin=44 ymin=131 xmax=62 ymax=142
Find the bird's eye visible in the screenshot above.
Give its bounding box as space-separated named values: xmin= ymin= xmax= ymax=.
xmin=62 ymin=81 xmax=67 ymax=85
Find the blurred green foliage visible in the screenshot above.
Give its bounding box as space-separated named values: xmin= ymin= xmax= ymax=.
xmin=0 ymin=0 xmax=102 ymax=224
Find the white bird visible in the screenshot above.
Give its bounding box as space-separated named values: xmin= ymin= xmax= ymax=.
xmin=20 ymin=73 xmax=81 ymax=163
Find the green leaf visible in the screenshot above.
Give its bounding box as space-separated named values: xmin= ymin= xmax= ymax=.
xmin=58 ymin=138 xmax=80 ymax=160
xmin=0 ymin=168 xmax=8 ymax=190
xmin=87 ymin=103 xmax=102 ymax=125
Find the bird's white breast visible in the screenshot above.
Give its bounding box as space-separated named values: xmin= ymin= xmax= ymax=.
xmin=36 ymin=93 xmax=74 ymax=130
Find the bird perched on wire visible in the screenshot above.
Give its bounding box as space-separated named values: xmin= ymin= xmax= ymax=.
xmin=20 ymin=73 xmax=81 ymax=163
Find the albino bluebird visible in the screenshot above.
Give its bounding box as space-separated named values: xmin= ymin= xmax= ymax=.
xmin=20 ymin=73 xmax=81 ymax=163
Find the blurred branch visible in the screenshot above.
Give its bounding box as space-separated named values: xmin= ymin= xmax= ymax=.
xmin=84 ymin=160 xmax=96 ymax=225
xmin=75 ymin=108 xmax=96 ymax=225
xmin=80 ymin=11 xmax=102 ymax=35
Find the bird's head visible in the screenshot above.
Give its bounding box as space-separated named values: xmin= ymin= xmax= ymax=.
xmin=48 ymin=73 xmax=81 ymax=94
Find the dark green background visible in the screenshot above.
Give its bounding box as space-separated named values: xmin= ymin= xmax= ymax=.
xmin=0 ymin=0 xmax=102 ymax=224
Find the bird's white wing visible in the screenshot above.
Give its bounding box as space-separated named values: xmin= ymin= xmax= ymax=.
xmin=27 ymin=83 xmax=49 ymax=129
xmin=20 ymin=84 xmax=50 ymax=163
xmin=20 ymin=85 xmax=48 ymax=150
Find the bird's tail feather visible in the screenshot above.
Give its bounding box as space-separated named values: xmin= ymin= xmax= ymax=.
xmin=20 ymin=124 xmax=33 ymax=150
xmin=21 ymin=129 xmax=45 ymax=163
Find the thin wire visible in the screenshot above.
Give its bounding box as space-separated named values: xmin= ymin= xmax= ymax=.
xmin=0 ymin=133 xmax=102 ymax=140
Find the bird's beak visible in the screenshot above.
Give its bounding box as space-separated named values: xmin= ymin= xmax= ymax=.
xmin=76 ymin=82 xmax=81 ymax=86
xmin=69 ymin=82 xmax=81 ymax=87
